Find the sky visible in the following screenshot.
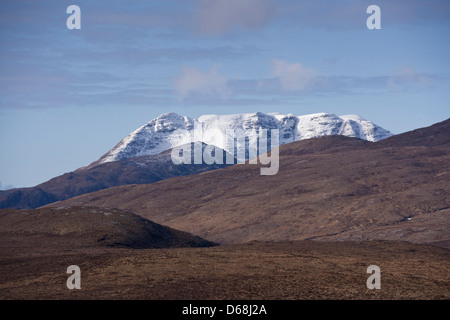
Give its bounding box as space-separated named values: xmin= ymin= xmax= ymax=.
xmin=0 ymin=0 xmax=449 ymax=189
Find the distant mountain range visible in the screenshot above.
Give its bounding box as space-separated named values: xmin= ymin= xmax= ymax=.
xmin=0 ymin=112 xmax=392 ymax=210
xmin=49 ymin=118 xmax=450 ymax=248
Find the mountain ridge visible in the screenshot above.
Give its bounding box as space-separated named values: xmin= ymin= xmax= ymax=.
xmin=48 ymin=118 xmax=450 ymax=246
xmin=96 ymin=112 xmax=393 ymax=165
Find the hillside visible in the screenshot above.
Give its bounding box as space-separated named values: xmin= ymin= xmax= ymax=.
xmin=0 ymin=143 xmax=231 ymax=210
xmin=49 ymin=119 xmax=450 ymax=246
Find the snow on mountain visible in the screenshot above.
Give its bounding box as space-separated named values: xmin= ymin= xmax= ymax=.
xmin=97 ymin=113 xmax=194 ymax=164
xmin=97 ymin=112 xmax=393 ymax=165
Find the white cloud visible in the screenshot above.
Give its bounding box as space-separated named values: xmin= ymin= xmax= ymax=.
xmin=194 ymin=0 xmax=273 ymax=35
xmin=271 ymin=59 xmax=316 ymax=91
xmin=174 ymin=65 xmax=230 ymax=98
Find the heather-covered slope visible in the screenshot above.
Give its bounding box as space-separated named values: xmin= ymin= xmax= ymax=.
xmin=50 ymin=119 xmax=450 ymax=246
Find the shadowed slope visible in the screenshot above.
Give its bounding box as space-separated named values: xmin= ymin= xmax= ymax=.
xmin=0 ymin=206 xmax=217 ymax=252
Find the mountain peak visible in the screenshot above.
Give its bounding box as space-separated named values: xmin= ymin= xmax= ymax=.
xmin=341 ymin=114 xmax=366 ymax=121
xmin=157 ymin=112 xmax=182 ymax=119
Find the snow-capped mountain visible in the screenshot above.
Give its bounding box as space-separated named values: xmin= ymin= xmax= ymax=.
xmin=97 ymin=112 xmax=393 ymax=165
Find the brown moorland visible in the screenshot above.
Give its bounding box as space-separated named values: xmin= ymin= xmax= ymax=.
xmin=0 ymin=208 xmax=448 ymax=300
xmin=0 ymin=240 xmax=448 ymax=300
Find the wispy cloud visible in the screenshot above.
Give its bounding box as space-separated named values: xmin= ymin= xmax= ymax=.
xmin=174 ymin=65 xmax=230 ymax=98
xmin=171 ymin=59 xmax=446 ymax=104
xmin=274 ymin=0 xmax=450 ymax=30
xmin=387 ymin=66 xmax=434 ymax=89
xmin=1 ymin=0 xmax=448 ymax=110
xmin=193 ymin=0 xmax=274 ymax=35
xmin=230 ymin=69 xmax=447 ymax=99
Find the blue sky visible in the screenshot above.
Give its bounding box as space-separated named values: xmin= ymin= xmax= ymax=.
xmin=0 ymin=0 xmax=449 ymax=188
